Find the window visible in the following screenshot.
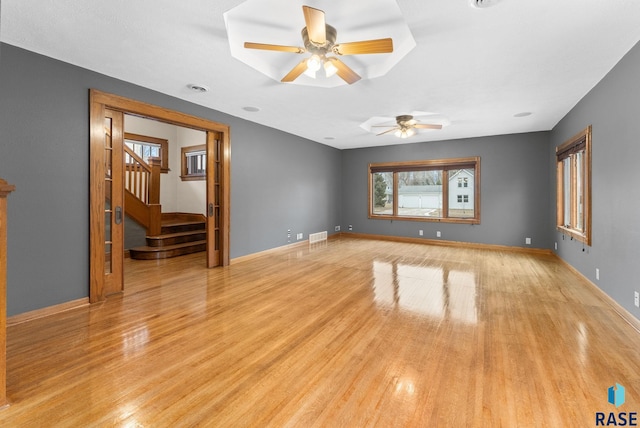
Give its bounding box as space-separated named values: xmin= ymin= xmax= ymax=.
xmin=556 ymin=125 xmax=592 ymax=245
xmin=181 ymin=144 xmax=206 ymax=181
xmin=124 ymin=133 xmax=169 ymax=173
xmin=369 ymin=157 xmax=480 ymax=224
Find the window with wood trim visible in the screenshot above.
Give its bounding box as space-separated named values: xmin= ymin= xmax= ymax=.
xmin=556 ymin=125 xmax=592 ymax=245
xmin=180 ymin=144 xmax=206 ymax=181
xmin=369 ymin=157 xmax=480 ymax=224
xmin=124 ymin=133 xmax=169 ymax=173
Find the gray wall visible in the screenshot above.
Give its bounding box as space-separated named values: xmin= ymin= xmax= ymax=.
xmin=0 ymin=43 xmax=341 ymax=316
xmin=2 ymin=37 xmax=640 ymax=321
xmin=341 ymin=132 xmax=552 ymax=249
xmin=231 ymin=116 xmax=342 ymax=256
xmin=550 ymin=40 xmax=640 ymax=318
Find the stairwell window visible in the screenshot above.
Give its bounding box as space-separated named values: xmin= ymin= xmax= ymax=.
xmin=369 ymin=157 xmax=480 ymax=224
xmin=181 ymin=144 xmax=206 ymax=181
xmin=556 ymin=125 xmax=592 ymax=245
xmin=124 ymin=133 xmax=169 ymax=173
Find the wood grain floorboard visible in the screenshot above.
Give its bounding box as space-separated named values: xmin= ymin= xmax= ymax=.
xmin=1 ymin=237 xmax=639 ymax=427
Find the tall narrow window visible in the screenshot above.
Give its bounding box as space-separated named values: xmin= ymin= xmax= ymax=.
xmin=369 ymin=157 xmax=480 ymax=224
xmin=556 ymin=125 xmax=591 ymax=245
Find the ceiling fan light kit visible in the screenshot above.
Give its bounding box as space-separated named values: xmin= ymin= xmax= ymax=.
xmin=241 ymin=5 xmax=394 ymax=85
xmin=361 ymin=113 xmax=449 ymax=139
xmin=395 ymin=128 xmax=416 ymax=139
xmin=224 ymin=0 xmax=416 ymax=88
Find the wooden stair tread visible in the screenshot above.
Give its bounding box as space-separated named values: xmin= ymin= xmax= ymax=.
xmin=160 ymin=220 xmax=205 ymax=234
xmin=161 ymin=212 xmax=206 ymax=223
xmin=161 ymin=220 xmax=205 ymax=227
xmin=129 ymin=212 xmax=207 ymax=260
xmin=147 ymin=230 xmax=206 ymax=240
xmin=130 ymin=240 xmax=206 ymax=253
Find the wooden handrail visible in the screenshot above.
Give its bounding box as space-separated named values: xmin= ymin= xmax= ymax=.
xmin=122 ymin=147 xmax=162 ymax=235
xmin=124 ymin=146 xmax=152 ymax=203
xmin=0 ymin=178 xmax=16 ymax=409
xmin=124 ymin=146 xmax=152 ymax=174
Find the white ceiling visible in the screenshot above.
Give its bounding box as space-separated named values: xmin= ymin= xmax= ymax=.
xmin=2 ymin=0 xmax=640 ymax=149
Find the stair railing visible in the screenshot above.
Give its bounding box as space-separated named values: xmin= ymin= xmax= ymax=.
xmin=123 ymin=147 xmax=162 ymax=235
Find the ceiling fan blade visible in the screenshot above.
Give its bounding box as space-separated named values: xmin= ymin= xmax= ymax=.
xmin=281 ymin=59 xmax=309 ymax=83
xmin=244 ymin=42 xmax=304 ymax=54
xmin=326 ymin=57 xmax=361 ymax=85
xmin=333 ymin=38 xmax=393 ymax=55
xmin=303 ymin=6 xmax=326 ymax=45
xmin=414 ymin=123 xmax=443 ymax=130
xmin=376 ymin=127 xmax=399 ymax=136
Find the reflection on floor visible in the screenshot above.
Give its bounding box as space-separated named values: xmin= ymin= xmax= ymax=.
xmin=3 ymin=237 xmax=640 ymax=427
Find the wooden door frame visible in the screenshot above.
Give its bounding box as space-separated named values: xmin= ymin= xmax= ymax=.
xmin=89 ymin=89 xmax=231 ymax=303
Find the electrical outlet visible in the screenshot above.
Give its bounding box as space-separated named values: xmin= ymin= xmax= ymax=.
xmin=419 ymin=230 xmax=423 ymax=236
xmin=436 ymin=231 xmax=441 ymax=238
xmin=348 ymin=225 xmax=353 ymax=231
xmin=634 ymin=291 xmax=639 ymax=308
xmin=555 ymin=242 xmax=558 ymax=250
xmin=335 ymin=225 xmax=340 ymax=232
xmin=596 ymin=268 xmax=600 ymax=281
xmin=297 ymin=233 xmax=303 ymax=240
xmin=525 ymin=237 xmax=531 ymax=245
xmin=287 ymin=229 xmax=291 ymax=243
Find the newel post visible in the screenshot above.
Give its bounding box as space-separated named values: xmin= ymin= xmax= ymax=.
xmin=148 ymin=157 xmax=161 ymax=205
xmin=147 ymin=158 xmax=162 ymax=236
xmin=0 ymin=178 xmax=16 ymax=409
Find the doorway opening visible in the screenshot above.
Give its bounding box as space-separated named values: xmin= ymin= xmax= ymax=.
xmin=89 ymin=89 xmax=230 ymax=303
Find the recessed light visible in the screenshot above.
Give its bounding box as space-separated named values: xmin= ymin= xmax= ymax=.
xmin=187 ymin=84 xmax=209 ymax=93
xmin=514 ymin=112 xmax=532 ymax=117
xmin=242 ymin=106 xmax=260 ymax=112
xmin=469 ymin=0 xmax=503 ymax=8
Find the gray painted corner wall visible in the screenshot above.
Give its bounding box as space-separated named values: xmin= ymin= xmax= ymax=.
xmin=0 ymin=43 xmax=341 ymax=316
xmin=341 ymin=132 xmax=552 ymax=249
xmin=550 ymin=40 xmax=640 ymax=318
xmin=230 ymin=115 xmax=342 ymax=257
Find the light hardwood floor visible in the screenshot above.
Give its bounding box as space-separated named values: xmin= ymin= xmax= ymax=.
xmin=1 ymin=237 xmax=639 ymax=427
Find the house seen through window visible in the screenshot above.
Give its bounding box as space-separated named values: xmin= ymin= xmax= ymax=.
xmin=369 ymin=157 xmax=480 ymax=224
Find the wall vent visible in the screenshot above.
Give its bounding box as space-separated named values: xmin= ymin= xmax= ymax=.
xmin=309 ymin=231 xmax=327 ymax=244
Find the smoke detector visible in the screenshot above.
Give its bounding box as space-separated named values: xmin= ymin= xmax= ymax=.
xmin=469 ymin=0 xmax=502 ymax=8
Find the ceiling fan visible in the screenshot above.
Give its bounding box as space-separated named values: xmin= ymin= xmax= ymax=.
xmin=243 ymin=5 xmax=393 ymax=85
xmin=374 ymin=115 xmax=443 ymax=138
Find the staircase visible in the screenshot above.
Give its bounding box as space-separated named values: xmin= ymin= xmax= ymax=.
xmin=129 ymin=213 xmax=206 ymax=260
xmin=121 ymin=148 xmax=207 ymax=260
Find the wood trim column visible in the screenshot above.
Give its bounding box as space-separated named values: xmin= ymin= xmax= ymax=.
xmin=0 ymin=178 xmax=16 ymax=409
xmin=148 ymin=157 xmax=161 ymax=205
